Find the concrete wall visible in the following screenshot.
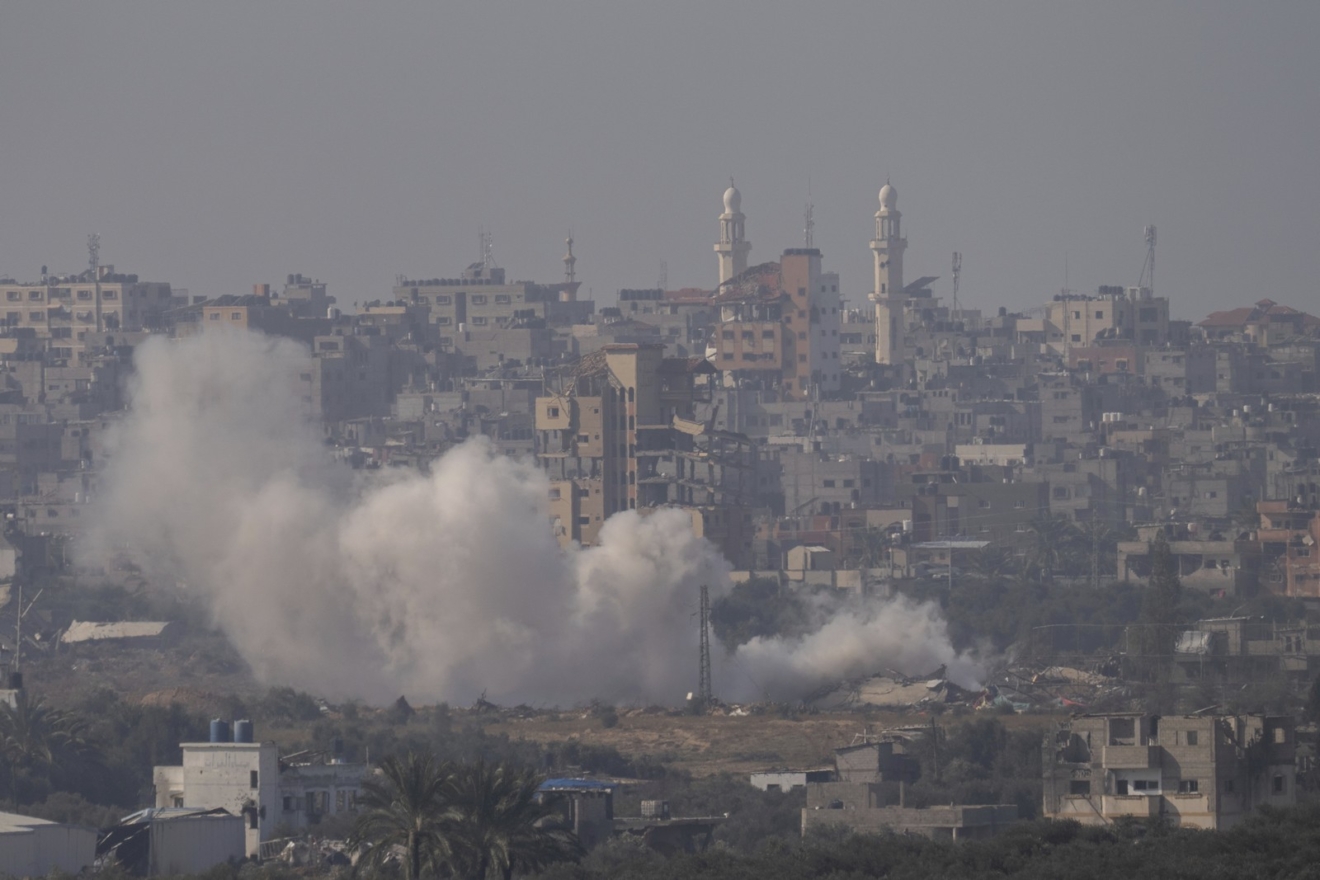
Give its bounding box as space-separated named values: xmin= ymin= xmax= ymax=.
xmin=0 ymin=814 xmax=96 ymax=876
xmin=152 ymin=814 xmax=246 ymax=876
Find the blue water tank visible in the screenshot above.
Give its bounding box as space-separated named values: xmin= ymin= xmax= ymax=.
xmin=210 ymin=719 xmax=231 ymax=743
xmin=233 ymin=719 xmax=254 ymax=744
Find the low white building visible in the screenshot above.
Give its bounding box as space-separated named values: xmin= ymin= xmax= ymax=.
xmin=750 ymin=769 xmax=835 ymax=792
xmin=0 ymin=811 xmax=96 ymax=875
xmin=154 ymin=733 xmax=368 ymax=858
xmin=99 ymin=808 xmax=245 ymax=875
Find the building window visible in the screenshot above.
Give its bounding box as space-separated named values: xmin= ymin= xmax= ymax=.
xmin=471 ymin=316 xmax=487 ymax=325
xmin=250 ymin=770 xmax=259 ymax=788
xmin=1273 ymin=775 xmax=1285 ymax=795
xmin=495 ymin=294 xmax=511 ymax=304
xmin=547 ymin=407 xmax=559 ymax=418
xmin=822 ymin=480 xmax=835 ymax=488
xmin=1223 ymin=779 xmax=1235 ymax=794
xmin=209 ymin=313 xmax=220 ymax=320
xmin=548 ymin=488 xmax=560 ymax=500
xmin=471 ymin=294 xmax=488 ymax=305
xmin=435 ymin=295 xmax=452 ymax=305
xmin=231 ymin=312 xmax=242 ymax=320
xmin=1177 ymin=780 xmax=1199 ymax=794
xmin=1185 ymin=730 xmax=1198 ymax=746
xmin=1068 ymin=780 xmax=1091 ymax=796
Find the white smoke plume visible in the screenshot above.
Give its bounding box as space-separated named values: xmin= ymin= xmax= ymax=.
xmin=86 ymin=330 xmax=981 ymax=705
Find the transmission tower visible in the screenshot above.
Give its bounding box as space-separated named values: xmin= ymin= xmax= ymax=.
xmin=1139 ymin=225 xmax=1157 ymax=295
xmin=698 ymin=585 xmax=713 ymax=707
xmin=951 ymin=251 xmax=962 ymax=314
xmin=658 ymin=260 xmax=668 ymax=291
xmin=804 ymin=201 xmax=815 ymax=249
xmin=88 ymin=233 xmax=103 ymax=332
xmin=87 ymin=233 xmax=100 ymax=275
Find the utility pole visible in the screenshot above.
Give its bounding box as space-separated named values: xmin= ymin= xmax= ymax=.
xmin=698 ymin=585 xmax=713 ymax=708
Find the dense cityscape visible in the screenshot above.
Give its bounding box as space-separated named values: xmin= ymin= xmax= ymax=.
xmin=0 ymin=178 xmax=1316 ymax=874
xmin=3 ymin=2 xmax=1319 ymax=876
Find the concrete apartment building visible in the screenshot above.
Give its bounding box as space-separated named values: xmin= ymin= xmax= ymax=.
xmin=0 ymin=266 xmax=173 ymax=362
xmin=1043 ymin=286 xmax=1171 ymax=355
xmin=1043 ymin=713 xmax=1296 ymax=829
xmin=393 ymin=256 xmax=593 ymax=340
xmin=536 ymin=343 xmax=659 ymax=545
xmin=802 ymin=739 xmax=1016 ymax=841
xmin=709 ymin=184 xmax=841 ymax=399
xmin=1256 ymin=500 xmax=1320 ymax=598
xmin=710 ymin=248 xmax=841 ymax=400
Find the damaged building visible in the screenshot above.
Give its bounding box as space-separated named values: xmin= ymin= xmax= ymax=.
xmin=1043 ymin=713 xmax=1296 ymax=828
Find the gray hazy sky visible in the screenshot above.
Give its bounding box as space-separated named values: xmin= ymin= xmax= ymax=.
xmin=2 ymin=2 xmax=1317 ymax=319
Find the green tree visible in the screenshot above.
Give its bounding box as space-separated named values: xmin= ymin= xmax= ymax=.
xmin=0 ymin=691 xmax=100 ymax=806
xmin=445 ymin=761 xmax=582 ymax=880
xmin=350 ymin=752 xmax=454 ymax=880
xmin=1025 ymin=515 xmax=1085 ymax=583
xmin=1136 ymin=533 xmax=1183 ymax=683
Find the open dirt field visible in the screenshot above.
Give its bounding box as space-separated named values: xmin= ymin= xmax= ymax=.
xmin=477 ymin=708 xmax=1057 ymax=778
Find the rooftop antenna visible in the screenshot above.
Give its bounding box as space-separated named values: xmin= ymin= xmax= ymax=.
xmin=1139 ymin=225 xmax=1156 ymax=295
xmin=657 ymin=260 xmax=668 ymax=291
xmin=563 ymin=233 xmax=576 ymax=284
xmin=478 ymin=227 xmax=494 ymax=270
xmin=88 ymin=233 xmax=103 ymax=331
xmin=951 ymin=251 xmax=962 ymax=314
xmin=804 ymin=175 xmax=814 ymax=249
xmin=697 ymin=585 xmax=713 ymax=709
xmin=87 ymin=233 xmax=100 ymax=276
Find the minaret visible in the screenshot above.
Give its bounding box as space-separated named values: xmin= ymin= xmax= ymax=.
xmin=563 ymin=234 xmax=576 ymax=284
xmin=870 ymin=180 xmax=907 ymax=365
xmin=714 ymin=178 xmax=751 ymax=286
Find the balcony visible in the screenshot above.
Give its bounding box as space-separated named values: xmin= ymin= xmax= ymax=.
xmin=1102 ymin=745 xmax=1159 ymax=769
xmin=1102 ymin=794 xmax=1160 ymax=819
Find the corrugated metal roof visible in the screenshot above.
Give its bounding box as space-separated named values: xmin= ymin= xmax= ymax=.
xmin=61 ymin=620 xmax=173 ymax=644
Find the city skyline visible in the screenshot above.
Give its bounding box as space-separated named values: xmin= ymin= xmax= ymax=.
xmin=2 ymin=3 xmax=1317 ymax=317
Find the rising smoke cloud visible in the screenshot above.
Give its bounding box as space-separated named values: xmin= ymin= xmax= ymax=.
xmin=86 ymin=330 xmax=981 ymax=705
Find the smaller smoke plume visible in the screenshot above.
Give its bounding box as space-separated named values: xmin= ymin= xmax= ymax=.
xmin=730 ymin=596 xmax=983 ymax=700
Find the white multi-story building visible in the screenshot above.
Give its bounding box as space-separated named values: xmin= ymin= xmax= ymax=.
xmin=153 ymin=726 xmax=368 ymax=858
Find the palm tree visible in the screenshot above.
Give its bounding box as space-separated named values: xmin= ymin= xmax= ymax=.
xmin=444 ymin=761 xmax=582 ymax=880
xmin=968 ymin=544 xmax=1015 ymax=582
xmin=1026 ymin=514 xmax=1085 ymax=583
xmin=350 ymin=752 xmax=454 ymax=880
xmin=0 ymin=691 xmax=100 ymax=805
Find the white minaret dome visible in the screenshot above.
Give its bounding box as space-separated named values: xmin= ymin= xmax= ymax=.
xmin=879 ymin=180 xmax=897 ymax=210
xmin=723 ymin=180 xmax=742 ymax=214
